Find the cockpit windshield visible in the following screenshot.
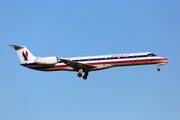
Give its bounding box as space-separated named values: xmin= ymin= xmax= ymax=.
xmin=148 ymin=53 xmax=157 ymax=57
xmin=151 ymin=53 xmax=157 ymax=56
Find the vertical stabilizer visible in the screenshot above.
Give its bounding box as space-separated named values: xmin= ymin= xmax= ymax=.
xmin=9 ymin=44 xmax=36 ymax=64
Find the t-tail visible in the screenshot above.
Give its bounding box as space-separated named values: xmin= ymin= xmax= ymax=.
xmin=8 ymin=44 xmax=36 ymax=64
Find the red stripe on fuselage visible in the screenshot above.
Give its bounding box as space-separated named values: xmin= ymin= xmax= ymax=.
xmin=88 ymin=58 xmax=168 ymax=65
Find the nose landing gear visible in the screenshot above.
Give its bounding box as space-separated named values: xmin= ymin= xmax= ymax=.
xmin=157 ymin=64 xmax=160 ymax=71
xmin=157 ymin=68 xmax=160 ymax=71
xmin=157 ymin=62 xmax=168 ymax=72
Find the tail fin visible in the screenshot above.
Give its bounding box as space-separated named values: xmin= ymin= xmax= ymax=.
xmin=9 ymin=44 xmax=36 ymax=64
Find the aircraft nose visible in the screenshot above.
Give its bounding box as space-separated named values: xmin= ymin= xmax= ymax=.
xmin=165 ymin=58 xmax=170 ymax=63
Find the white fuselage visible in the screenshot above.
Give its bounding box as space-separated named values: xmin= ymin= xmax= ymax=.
xmin=23 ymin=52 xmax=169 ymax=72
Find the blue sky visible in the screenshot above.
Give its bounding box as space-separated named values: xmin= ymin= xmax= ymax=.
xmin=0 ymin=0 xmax=180 ymax=120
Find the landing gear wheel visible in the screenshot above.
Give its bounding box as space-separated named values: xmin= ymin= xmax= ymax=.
xmin=77 ymin=73 xmax=82 ymax=77
xmin=157 ymin=68 xmax=160 ymax=71
xmin=83 ymin=75 xmax=87 ymax=80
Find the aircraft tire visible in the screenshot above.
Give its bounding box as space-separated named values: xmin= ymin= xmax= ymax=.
xmin=83 ymin=76 xmax=87 ymax=80
xmin=157 ymin=68 xmax=160 ymax=71
xmin=78 ymin=73 xmax=82 ymax=77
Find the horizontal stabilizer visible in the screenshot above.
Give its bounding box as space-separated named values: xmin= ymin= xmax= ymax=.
xmin=8 ymin=44 xmax=25 ymax=50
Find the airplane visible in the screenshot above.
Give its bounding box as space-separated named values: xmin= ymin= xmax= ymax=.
xmin=9 ymin=44 xmax=170 ymax=80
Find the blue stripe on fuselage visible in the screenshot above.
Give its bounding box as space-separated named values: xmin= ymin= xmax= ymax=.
xmin=58 ymin=55 xmax=149 ymax=63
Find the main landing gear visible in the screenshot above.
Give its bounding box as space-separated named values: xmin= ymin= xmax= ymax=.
xmin=83 ymin=72 xmax=88 ymax=80
xmin=77 ymin=73 xmax=82 ymax=77
xmin=77 ymin=69 xmax=89 ymax=80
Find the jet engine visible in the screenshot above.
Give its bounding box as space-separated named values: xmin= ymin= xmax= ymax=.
xmin=34 ymin=56 xmax=58 ymax=65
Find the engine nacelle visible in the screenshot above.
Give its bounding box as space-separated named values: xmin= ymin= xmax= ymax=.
xmin=34 ymin=56 xmax=58 ymax=65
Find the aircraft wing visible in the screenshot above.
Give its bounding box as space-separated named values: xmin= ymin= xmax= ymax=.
xmin=59 ymin=59 xmax=96 ymax=70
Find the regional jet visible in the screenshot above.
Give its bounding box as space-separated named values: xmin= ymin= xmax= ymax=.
xmin=9 ymin=45 xmax=170 ymax=80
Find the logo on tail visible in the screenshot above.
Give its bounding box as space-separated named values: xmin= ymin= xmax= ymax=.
xmin=22 ymin=51 xmax=28 ymax=61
